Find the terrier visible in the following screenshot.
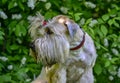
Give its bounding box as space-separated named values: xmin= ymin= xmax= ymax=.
xmin=29 ymin=13 xmax=97 ymax=83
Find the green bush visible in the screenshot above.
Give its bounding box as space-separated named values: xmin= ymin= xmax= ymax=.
xmin=0 ymin=0 xmax=120 ymax=83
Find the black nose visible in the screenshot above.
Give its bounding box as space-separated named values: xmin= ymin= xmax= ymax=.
xmin=29 ymin=42 xmax=35 ymax=52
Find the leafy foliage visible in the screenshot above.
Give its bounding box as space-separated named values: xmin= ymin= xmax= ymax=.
xmin=0 ymin=0 xmax=120 ymax=83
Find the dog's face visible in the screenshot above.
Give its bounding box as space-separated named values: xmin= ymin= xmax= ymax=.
xmin=29 ymin=14 xmax=79 ymax=66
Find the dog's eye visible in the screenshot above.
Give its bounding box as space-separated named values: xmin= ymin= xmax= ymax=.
xmin=64 ymin=23 xmax=67 ymax=28
xmin=46 ymin=28 xmax=53 ymax=34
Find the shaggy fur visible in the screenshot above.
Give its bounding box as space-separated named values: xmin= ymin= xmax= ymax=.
xmin=29 ymin=13 xmax=97 ymax=83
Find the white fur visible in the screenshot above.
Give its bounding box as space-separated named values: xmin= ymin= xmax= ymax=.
xmin=30 ymin=15 xmax=97 ymax=83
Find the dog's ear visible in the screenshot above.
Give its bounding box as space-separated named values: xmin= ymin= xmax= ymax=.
xmin=65 ymin=21 xmax=79 ymax=39
xmin=56 ymin=15 xmax=79 ymax=38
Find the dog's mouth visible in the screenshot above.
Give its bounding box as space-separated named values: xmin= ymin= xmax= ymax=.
xmin=34 ymin=34 xmax=70 ymax=66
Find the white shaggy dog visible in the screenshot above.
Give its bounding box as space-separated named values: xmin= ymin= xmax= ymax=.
xmin=29 ymin=14 xmax=97 ymax=83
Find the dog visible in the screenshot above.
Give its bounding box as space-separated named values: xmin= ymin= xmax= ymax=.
xmin=29 ymin=13 xmax=97 ymax=83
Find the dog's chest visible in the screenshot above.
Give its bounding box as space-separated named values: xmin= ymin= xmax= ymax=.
xmin=67 ymin=65 xmax=84 ymax=82
xmin=67 ymin=50 xmax=85 ymax=82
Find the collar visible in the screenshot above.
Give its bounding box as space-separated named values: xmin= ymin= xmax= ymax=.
xmin=70 ymin=31 xmax=85 ymax=50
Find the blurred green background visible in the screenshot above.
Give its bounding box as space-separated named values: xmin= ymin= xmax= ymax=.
xmin=0 ymin=0 xmax=120 ymax=83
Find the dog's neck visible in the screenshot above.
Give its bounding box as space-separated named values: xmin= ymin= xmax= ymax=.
xmin=70 ymin=31 xmax=85 ymax=50
xmin=70 ymin=28 xmax=85 ymax=51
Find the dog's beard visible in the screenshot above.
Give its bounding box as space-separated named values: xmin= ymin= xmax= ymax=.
xmin=35 ymin=34 xmax=70 ymax=66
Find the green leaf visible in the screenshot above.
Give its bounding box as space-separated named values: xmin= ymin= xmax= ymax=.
xmin=97 ymin=28 xmax=104 ymax=38
xmin=0 ymin=63 xmax=4 ymax=71
xmin=102 ymin=14 xmax=109 ymax=21
xmin=98 ymin=18 xmax=104 ymax=24
xmin=22 ymin=48 xmax=29 ymax=55
xmin=8 ymin=1 xmax=15 ymax=10
xmin=45 ymin=12 xmax=54 ymax=19
xmin=114 ymin=17 xmax=120 ymax=21
xmin=15 ymin=24 xmax=27 ymax=37
xmin=108 ymin=19 xmax=114 ymax=26
xmin=100 ymin=25 xmax=108 ymax=36
xmin=15 ymin=68 xmax=29 ymax=81
xmin=21 ymin=26 xmax=27 ymax=36
xmin=94 ymin=64 xmax=102 ymax=75
xmin=10 ymin=44 xmax=19 ymax=50
xmin=85 ymin=18 xmax=92 ymax=25
xmin=105 ymin=60 xmax=111 ymax=67
xmin=22 ymin=0 xmax=27 ymax=2
xmin=15 ymin=24 xmax=21 ymax=37
xmin=95 ymin=41 xmax=101 ymax=49
xmin=74 ymin=13 xmax=82 ymax=21
xmin=113 ymin=21 xmax=119 ymax=28
xmin=9 ymin=21 xmax=17 ymax=27
xmin=8 ymin=21 xmax=17 ymax=34
xmin=2 ymin=0 xmax=7 ymax=4
xmin=0 ymin=31 xmax=5 ymax=40
xmin=16 ymin=38 xmax=22 ymax=44
xmin=0 ymin=75 xmax=11 ymax=82
xmin=18 ymin=1 xmax=24 ymax=11
xmin=88 ymin=28 xmax=95 ymax=39
xmin=95 ymin=41 xmax=108 ymax=51
xmin=111 ymin=58 xmax=118 ymax=64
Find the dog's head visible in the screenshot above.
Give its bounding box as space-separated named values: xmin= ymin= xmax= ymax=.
xmin=29 ymin=14 xmax=81 ymax=66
